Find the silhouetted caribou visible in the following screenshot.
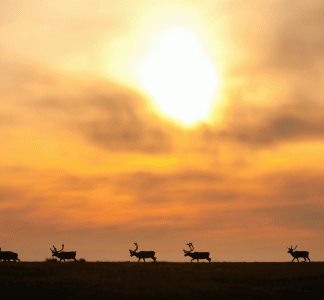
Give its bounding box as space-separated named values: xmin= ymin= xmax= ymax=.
xmin=287 ymin=245 xmax=310 ymax=262
xmin=0 ymin=248 xmax=20 ymax=262
xmin=50 ymin=244 xmax=76 ymax=261
xmin=183 ymin=243 xmax=211 ymax=263
xmin=129 ymin=243 xmax=156 ymax=262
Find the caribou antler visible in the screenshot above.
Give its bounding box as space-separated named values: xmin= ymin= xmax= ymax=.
xmin=288 ymin=245 xmax=297 ymax=251
xmin=187 ymin=243 xmax=194 ymax=251
xmin=183 ymin=243 xmax=194 ymax=253
xmin=50 ymin=244 xmax=64 ymax=253
xmin=130 ymin=243 xmax=138 ymax=253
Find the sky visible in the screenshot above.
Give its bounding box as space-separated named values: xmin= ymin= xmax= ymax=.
xmin=1 ymin=0 xmax=323 ymax=262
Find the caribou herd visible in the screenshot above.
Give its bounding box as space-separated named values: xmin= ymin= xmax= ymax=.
xmin=0 ymin=244 xmax=311 ymax=262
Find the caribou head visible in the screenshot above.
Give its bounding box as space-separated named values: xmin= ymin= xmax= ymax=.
xmin=129 ymin=242 xmax=139 ymax=257
xmin=50 ymin=244 xmax=64 ymax=256
xmin=287 ymin=245 xmax=297 ymax=255
xmin=183 ymin=243 xmax=194 ymax=256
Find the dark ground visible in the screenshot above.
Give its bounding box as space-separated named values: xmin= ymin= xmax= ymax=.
xmin=0 ymin=261 xmax=323 ymax=299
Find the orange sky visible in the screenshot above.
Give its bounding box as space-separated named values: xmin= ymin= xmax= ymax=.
xmin=1 ymin=0 xmax=324 ymax=262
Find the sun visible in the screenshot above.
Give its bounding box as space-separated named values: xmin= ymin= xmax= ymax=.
xmin=139 ymin=28 xmax=219 ymax=124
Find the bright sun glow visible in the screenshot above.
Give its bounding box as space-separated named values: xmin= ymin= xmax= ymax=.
xmin=139 ymin=28 xmax=219 ymax=124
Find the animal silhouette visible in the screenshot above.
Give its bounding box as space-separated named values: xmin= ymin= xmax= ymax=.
xmin=183 ymin=243 xmax=211 ymax=262
xmin=50 ymin=244 xmax=76 ymax=261
xmin=287 ymin=245 xmax=310 ymax=262
xmin=129 ymin=243 xmax=156 ymax=262
xmin=0 ymin=248 xmax=20 ymax=262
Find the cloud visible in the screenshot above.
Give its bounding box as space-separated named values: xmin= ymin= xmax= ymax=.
xmin=0 ymin=186 xmax=26 ymax=204
xmin=236 ymin=171 xmax=324 ymax=231
xmin=0 ymin=114 xmax=15 ymax=127
xmin=211 ymin=99 xmax=324 ymax=147
xmin=259 ymin=171 xmax=324 ymax=204
xmin=115 ymin=169 xmax=225 ymax=205
xmin=76 ymin=92 xmax=173 ymax=154
xmin=1 ymin=54 xmax=174 ymax=154
xmin=202 ymin=1 xmax=324 ymax=149
xmin=252 ymin=205 xmax=324 ymax=231
xmin=269 ymin=1 xmax=324 ymax=73
xmin=58 ymin=175 xmax=110 ymax=191
xmin=116 ymin=169 xmax=324 ymax=232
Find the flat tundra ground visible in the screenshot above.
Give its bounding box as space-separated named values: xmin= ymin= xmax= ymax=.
xmin=0 ymin=262 xmax=323 ymax=299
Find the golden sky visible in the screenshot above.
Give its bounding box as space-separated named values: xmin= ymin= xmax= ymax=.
xmin=1 ymin=0 xmax=323 ymax=262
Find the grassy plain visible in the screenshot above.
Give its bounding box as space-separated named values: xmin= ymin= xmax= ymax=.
xmin=0 ymin=261 xmax=323 ymax=299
